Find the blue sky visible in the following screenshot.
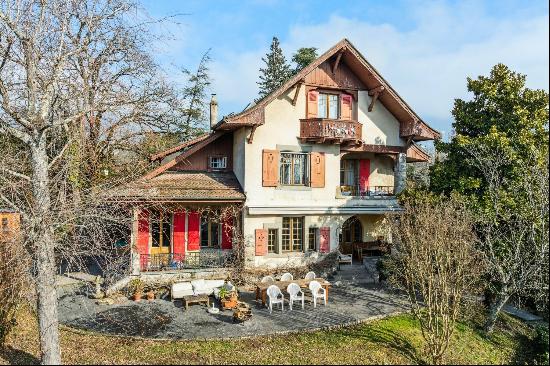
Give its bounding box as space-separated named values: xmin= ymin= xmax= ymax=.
xmin=141 ymin=0 xmax=549 ymax=139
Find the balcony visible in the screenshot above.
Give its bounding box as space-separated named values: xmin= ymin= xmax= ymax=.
xmin=338 ymin=185 xmax=395 ymax=198
xmin=299 ymin=118 xmax=362 ymax=145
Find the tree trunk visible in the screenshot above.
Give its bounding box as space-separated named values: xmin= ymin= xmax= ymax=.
xmin=484 ymin=293 xmax=508 ymax=333
xmin=31 ymin=137 xmax=62 ymax=365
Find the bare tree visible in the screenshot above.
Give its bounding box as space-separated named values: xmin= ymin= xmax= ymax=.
xmin=468 ymin=144 xmax=549 ymax=332
xmin=0 ymin=1 xmax=182 ymax=363
xmin=389 ymin=194 xmax=483 ymax=364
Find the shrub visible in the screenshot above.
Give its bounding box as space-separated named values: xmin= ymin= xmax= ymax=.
xmin=532 ymin=325 xmax=549 ymax=365
xmin=376 ymin=255 xmax=395 ymax=282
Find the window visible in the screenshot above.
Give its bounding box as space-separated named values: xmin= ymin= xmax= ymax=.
xmin=282 ymin=217 xmax=304 ymax=252
xmin=340 ymin=159 xmax=358 ymax=186
xmin=308 ymin=227 xmax=318 ymax=251
xmin=2 ymin=218 xmax=8 ymax=233
xmin=268 ymin=229 xmax=278 ymax=253
xmin=201 ymin=215 xmax=221 ymax=248
xmin=151 ymin=211 xmax=171 ymax=251
xmin=280 ymin=152 xmax=309 ymax=185
xmin=317 ymin=93 xmax=339 ymax=119
xmin=209 ymin=156 xmax=227 ymax=170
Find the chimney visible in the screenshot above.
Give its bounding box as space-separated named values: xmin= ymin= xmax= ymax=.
xmin=210 ymin=94 xmax=218 ymax=129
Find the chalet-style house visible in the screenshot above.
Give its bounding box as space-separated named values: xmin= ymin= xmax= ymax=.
xmin=116 ymin=39 xmax=440 ymax=274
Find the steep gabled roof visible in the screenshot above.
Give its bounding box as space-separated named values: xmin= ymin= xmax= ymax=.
xmin=143 ymin=131 xmax=226 ymax=180
xmin=214 ymin=38 xmax=440 ymax=141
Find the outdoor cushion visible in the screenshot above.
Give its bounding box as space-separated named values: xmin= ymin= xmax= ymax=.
xmin=171 ymin=282 xmax=194 ymax=299
xmin=204 ymin=280 xmax=225 ymax=289
xmin=191 ymin=279 xmax=208 ymax=295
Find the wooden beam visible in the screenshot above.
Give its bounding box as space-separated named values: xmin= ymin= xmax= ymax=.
xmin=368 ymin=86 xmax=385 ymax=112
xmin=332 ymin=51 xmax=343 ymax=74
xmin=247 ymin=124 xmax=258 ymax=144
xmin=291 ymin=81 xmax=303 ymax=106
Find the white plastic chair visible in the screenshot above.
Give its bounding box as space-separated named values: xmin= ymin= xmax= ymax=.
xmin=266 ymin=285 xmax=284 ymax=313
xmin=286 ymin=283 xmax=304 ymax=311
xmin=280 ymin=273 xmax=293 ymax=281
xmin=309 ymin=280 xmax=327 ymax=308
xmin=261 ymin=275 xmax=274 ymax=283
xmin=304 ymin=271 xmax=316 ymax=280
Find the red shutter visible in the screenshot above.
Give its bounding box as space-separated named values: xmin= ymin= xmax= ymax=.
xmin=173 ymin=211 xmax=186 ymax=262
xmin=137 ymin=209 xmax=149 ymax=270
xmin=188 ymin=212 xmax=200 ymax=251
xmin=255 ymin=229 xmax=268 ymax=256
xmin=221 ymin=216 xmax=233 ymax=250
xmin=319 ymin=227 xmax=330 ymax=253
xmin=307 ymin=91 xmax=318 ymax=118
xmin=341 ymin=94 xmax=352 ymax=120
xmin=359 ymin=159 xmax=371 ymax=192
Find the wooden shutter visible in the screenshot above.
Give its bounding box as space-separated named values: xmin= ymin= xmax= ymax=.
xmin=310 ymin=152 xmax=325 ymax=188
xmin=359 ymin=159 xmax=371 ymax=192
xmin=255 ymin=229 xmax=268 ymax=256
xmin=172 ymin=211 xmax=186 ymax=261
xmin=187 ymin=212 xmax=200 ymax=251
xmin=307 ymin=91 xmax=318 ymax=118
xmin=262 ymin=149 xmax=279 ymax=187
xmin=137 ymin=209 xmax=150 ymax=271
xmin=319 ymin=227 xmax=330 ymax=253
xmin=341 ymin=94 xmax=353 ymax=120
xmin=221 ymin=216 xmax=233 ymax=250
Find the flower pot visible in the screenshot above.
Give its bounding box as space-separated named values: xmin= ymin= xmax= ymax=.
xmin=221 ymin=298 xmax=237 ymax=310
xmin=133 ymin=292 xmax=142 ymax=302
xmin=147 ymin=291 xmax=155 ymax=301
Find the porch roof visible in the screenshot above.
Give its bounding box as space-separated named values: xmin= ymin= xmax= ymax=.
xmin=111 ymin=171 xmax=245 ymax=202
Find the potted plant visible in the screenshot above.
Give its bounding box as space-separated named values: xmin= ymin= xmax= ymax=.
xmin=146 ymin=289 xmax=155 ymax=301
xmin=219 ymin=286 xmax=238 ymax=310
xmin=129 ymin=278 xmax=144 ymax=301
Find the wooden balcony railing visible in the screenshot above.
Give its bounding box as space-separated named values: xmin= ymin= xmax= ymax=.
xmin=300 ymin=118 xmax=362 ymax=144
xmin=339 ymin=185 xmax=395 ymax=198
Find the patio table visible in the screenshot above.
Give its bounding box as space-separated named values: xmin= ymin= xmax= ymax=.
xmin=255 ymin=278 xmax=331 ymax=307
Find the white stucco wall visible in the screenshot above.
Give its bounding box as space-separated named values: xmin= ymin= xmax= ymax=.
xmin=358 ymin=90 xmax=405 ymax=147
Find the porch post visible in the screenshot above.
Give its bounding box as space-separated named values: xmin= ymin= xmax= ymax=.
xmin=131 ymin=208 xmax=141 ymax=275
xmin=395 ymin=152 xmax=407 ymax=194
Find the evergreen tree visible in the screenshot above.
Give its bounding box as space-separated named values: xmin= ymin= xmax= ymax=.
xmin=257 ymin=37 xmax=292 ymax=98
xmin=292 ymin=47 xmax=318 ymax=74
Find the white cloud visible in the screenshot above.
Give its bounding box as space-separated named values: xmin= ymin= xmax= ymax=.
xmin=209 ymin=2 xmax=549 ymax=132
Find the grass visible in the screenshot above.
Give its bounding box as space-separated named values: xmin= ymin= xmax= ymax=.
xmin=0 ymin=308 xmax=536 ymax=365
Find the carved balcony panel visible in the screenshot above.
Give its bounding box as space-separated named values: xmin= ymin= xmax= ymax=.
xmin=299 ymin=118 xmax=362 ymax=145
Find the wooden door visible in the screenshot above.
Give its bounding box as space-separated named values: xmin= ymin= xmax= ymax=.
xmin=150 ymin=211 xmax=171 ymax=256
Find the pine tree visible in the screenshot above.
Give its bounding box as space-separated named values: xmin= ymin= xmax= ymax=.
xmin=292 ymin=47 xmax=318 ymax=74
xmin=257 ymin=37 xmax=292 ymax=98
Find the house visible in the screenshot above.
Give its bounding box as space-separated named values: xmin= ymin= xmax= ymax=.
xmin=116 ymin=39 xmax=439 ymax=275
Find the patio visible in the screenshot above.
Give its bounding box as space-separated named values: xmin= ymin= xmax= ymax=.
xmin=57 ymin=265 xmax=408 ymax=340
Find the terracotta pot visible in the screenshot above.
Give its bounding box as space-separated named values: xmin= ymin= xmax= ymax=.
xmin=221 ymin=299 xmax=237 ymax=309
xmin=133 ymin=292 xmax=142 ymax=301
xmin=147 ymin=291 xmax=155 ymax=300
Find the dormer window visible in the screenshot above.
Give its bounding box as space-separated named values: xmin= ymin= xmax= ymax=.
xmin=209 ymin=156 xmax=227 ymax=170
xmin=318 ymin=93 xmax=339 ymax=119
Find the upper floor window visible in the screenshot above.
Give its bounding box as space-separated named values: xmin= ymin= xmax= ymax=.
xmin=209 ymin=156 xmax=227 ymax=170
xmin=279 ymin=152 xmax=309 ymax=186
xmin=318 ymin=93 xmax=338 ymax=119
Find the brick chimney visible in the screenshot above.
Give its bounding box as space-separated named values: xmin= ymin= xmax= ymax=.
xmin=210 ymin=94 xmax=218 ymax=129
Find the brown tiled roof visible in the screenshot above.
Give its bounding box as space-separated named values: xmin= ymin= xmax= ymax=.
xmin=111 ymin=171 xmax=245 ymax=201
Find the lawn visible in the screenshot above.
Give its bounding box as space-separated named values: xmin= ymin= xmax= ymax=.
xmin=0 ymin=308 xmax=535 ymax=365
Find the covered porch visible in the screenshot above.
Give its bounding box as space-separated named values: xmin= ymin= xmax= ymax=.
xmin=112 ymin=171 xmax=246 ymax=273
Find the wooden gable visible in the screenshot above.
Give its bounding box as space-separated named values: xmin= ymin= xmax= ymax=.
xmin=304 ymin=60 xmax=365 ymax=90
